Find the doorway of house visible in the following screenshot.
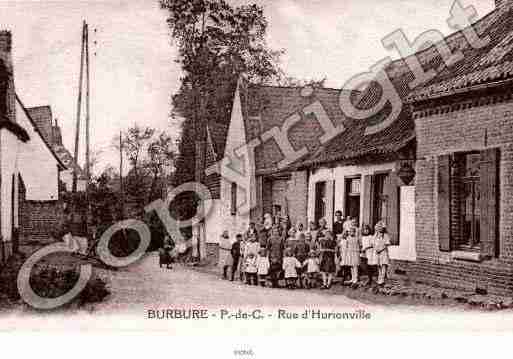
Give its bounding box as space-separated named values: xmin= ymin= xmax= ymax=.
xmin=345 ymin=177 xmax=361 ymax=225
xmin=314 ymin=181 xmax=326 ymax=224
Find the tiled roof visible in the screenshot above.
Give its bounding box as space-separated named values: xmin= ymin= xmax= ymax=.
xmin=26 ymin=105 xmax=53 ymax=144
xmin=238 ymin=81 xmax=358 ymax=173
xmin=299 ymin=4 xmax=513 ymax=167
xmin=408 ymin=2 xmax=513 ymax=102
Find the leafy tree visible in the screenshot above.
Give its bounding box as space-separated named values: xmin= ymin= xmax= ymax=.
xmin=161 ymin=0 xmax=282 ymax=223
xmin=146 ymin=132 xmax=175 ymax=202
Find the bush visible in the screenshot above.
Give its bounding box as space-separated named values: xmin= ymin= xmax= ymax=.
xmin=29 ymin=266 xmax=110 ymax=308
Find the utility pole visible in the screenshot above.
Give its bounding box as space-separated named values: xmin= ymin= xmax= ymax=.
xmin=85 ymin=23 xmax=91 ymax=181
xmin=72 ymin=21 xmax=86 ymax=193
xmin=119 ymin=131 xmax=124 ymax=220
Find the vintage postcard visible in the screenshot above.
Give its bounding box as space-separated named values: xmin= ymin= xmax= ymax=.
xmin=1 ymin=0 xmax=513 ymax=346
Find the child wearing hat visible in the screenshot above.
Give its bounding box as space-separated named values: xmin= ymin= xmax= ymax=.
xmin=373 ymin=221 xmax=391 ymax=285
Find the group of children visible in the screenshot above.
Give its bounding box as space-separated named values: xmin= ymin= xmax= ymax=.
xmin=220 ymin=214 xmax=392 ymax=290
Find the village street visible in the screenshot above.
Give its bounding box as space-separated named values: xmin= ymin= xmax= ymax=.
xmin=92 ymin=252 xmax=364 ymax=313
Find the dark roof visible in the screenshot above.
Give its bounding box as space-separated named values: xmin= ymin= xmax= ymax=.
xmin=238 ymin=80 xmax=358 ymax=173
xmin=26 ymin=106 xmax=53 ymax=144
xmin=17 ymin=97 xmax=66 ymax=169
xmin=298 ymin=3 xmax=513 ymax=167
xmin=408 ymin=2 xmax=513 ymax=102
xmin=295 ymin=62 xmax=416 ymax=167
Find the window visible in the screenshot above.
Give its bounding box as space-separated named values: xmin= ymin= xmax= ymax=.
xmin=230 ymin=182 xmax=237 ymax=216
xmin=345 ymin=177 xmax=361 ymax=225
xmin=349 ymin=178 xmax=361 ymax=195
xmin=451 ymin=152 xmax=481 ymax=249
xmin=438 ymin=149 xmax=499 ymax=257
xmin=373 ymin=173 xmax=388 ymax=226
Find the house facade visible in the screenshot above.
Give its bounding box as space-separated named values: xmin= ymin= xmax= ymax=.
xmin=397 ymin=0 xmax=513 ymax=295
xmin=201 ymin=80 xmax=354 ymax=260
xmin=198 ymin=0 xmax=513 ymax=297
xmin=0 ymin=31 xmax=66 ymax=265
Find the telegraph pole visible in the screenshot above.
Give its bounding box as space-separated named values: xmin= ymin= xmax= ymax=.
xmin=85 ymin=23 xmax=91 ymax=181
xmin=119 ymin=131 xmax=125 ymax=220
xmin=72 ymin=21 xmax=86 ymax=193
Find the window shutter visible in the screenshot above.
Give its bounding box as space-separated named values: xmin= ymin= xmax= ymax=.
xmin=384 ymin=172 xmax=400 ymax=245
xmin=362 ymin=175 xmax=374 ymax=228
xmin=325 ymin=180 xmax=335 ymax=229
xmin=438 ymin=155 xmax=451 ymax=252
xmin=480 ymin=148 xmax=499 ymax=258
xmin=230 ymin=182 xmax=237 ymax=216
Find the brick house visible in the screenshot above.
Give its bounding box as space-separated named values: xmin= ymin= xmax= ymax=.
xmin=398 ymin=0 xmax=513 ymax=295
xmin=200 ymin=79 xmax=354 ymax=261
xmin=0 ymin=31 xmax=66 ymax=265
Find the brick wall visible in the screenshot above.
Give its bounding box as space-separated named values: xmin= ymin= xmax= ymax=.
xmin=206 ymin=242 xmax=219 ymax=265
xmin=20 ymin=200 xmax=63 ymax=242
xmin=412 ymin=97 xmax=513 ymax=295
xmin=287 ymin=170 xmax=308 ymax=227
xmin=0 ymin=241 xmax=12 ymax=266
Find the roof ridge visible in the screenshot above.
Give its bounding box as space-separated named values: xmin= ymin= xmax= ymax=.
xmin=384 ymin=4 xmax=503 ymax=74
xmin=246 ymin=82 xmax=359 ymax=93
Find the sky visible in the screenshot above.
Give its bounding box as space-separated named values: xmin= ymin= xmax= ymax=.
xmin=0 ymin=0 xmax=495 ymax=173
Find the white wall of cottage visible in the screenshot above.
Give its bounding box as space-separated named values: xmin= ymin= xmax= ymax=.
xmin=207 ymin=82 xmax=253 ymax=244
xmin=16 ymin=100 xmax=59 ymax=201
xmin=0 ymin=128 xmax=20 ymax=242
xmin=307 ymin=162 xmax=416 ymax=261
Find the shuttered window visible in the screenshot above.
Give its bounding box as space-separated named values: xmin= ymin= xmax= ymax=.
xmin=438 ymin=149 xmax=499 ymax=257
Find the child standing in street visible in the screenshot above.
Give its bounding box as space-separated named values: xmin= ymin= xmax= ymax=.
xmin=337 ymin=230 xmax=350 ymax=285
xmin=303 ymin=251 xmax=320 ymax=288
xmin=360 ymin=224 xmax=375 ymax=286
xmin=319 ymin=230 xmax=337 ymax=289
xmin=245 ymin=253 xmax=258 ymax=285
xmin=346 ymin=226 xmax=361 ymax=286
xmin=373 ymin=221 xmax=391 ymax=286
xmin=256 ymin=248 xmax=270 ymax=287
xmin=282 ymin=248 xmax=301 ymax=289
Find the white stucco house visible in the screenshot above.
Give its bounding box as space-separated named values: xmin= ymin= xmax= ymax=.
xmin=0 ymin=31 xmax=66 ymax=265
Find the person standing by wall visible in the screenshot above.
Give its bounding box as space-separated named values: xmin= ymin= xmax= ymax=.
xmin=267 ymin=226 xmax=285 ymax=288
xmin=230 ymin=234 xmax=242 ymax=282
xmin=219 ymin=230 xmax=233 ymax=280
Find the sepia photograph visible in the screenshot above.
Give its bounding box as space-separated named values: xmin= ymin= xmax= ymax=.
xmin=1 ymin=0 xmax=513 ymax=354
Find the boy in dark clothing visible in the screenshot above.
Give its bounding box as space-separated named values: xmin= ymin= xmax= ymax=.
xmin=230 ymin=234 xmax=242 ymax=281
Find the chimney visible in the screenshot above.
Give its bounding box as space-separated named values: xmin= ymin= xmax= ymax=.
xmin=0 ymin=30 xmax=16 ymax=123
xmin=52 ymin=118 xmax=63 ymax=146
